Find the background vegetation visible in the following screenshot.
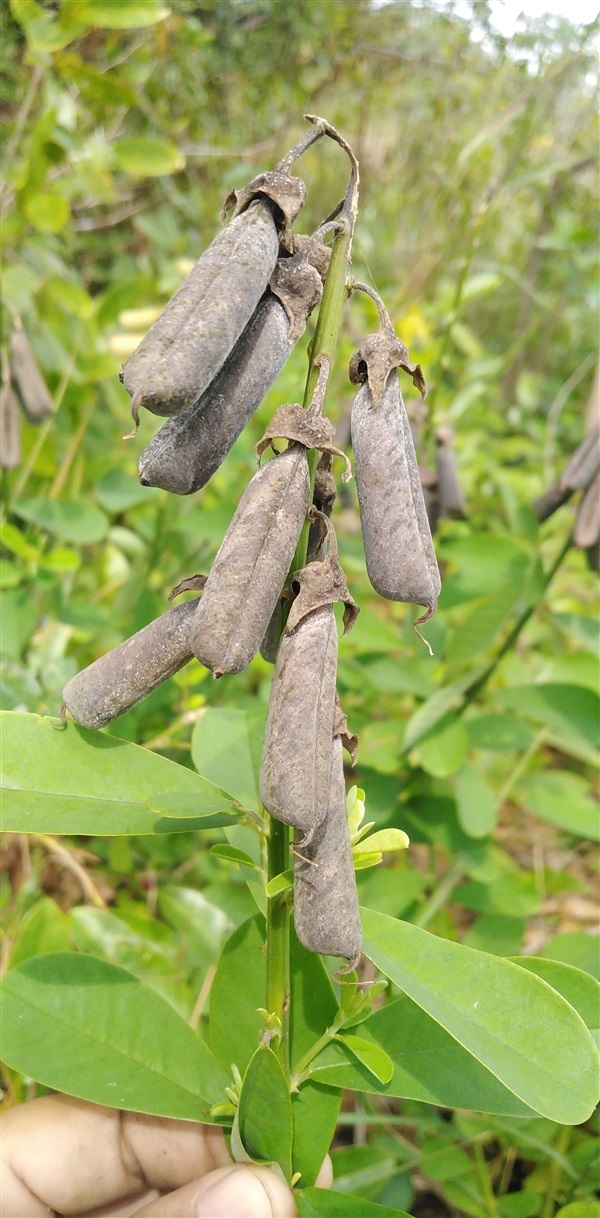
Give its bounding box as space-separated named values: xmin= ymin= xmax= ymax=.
xmin=1 ymin=2 xmax=598 ymax=1216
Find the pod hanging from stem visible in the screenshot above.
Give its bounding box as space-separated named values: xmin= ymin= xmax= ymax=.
xmin=349 ymin=281 xmax=441 ymax=647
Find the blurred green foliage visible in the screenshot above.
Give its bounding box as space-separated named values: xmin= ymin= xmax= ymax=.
xmin=1 ymin=2 xmax=598 ymax=1215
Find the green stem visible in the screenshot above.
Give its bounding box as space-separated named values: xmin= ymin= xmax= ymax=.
xmin=402 ymin=533 xmax=572 ymax=758
xmin=265 ymin=154 xmax=359 ymax=1078
xmin=460 ymin=534 xmax=572 ymax=710
xmin=414 ymin=858 xmax=465 ymax=930
xmin=266 ymin=810 xmax=291 ymax=1073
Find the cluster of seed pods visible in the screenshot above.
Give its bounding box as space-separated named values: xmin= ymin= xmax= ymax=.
xmin=1 ymin=328 xmax=55 ymax=470
xmin=62 ymin=121 xmax=443 ymax=974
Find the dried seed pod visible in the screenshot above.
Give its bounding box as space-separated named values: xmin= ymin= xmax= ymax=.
xmin=534 ymin=426 xmax=600 ymax=522
xmin=62 ymin=597 xmax=201 ymax=730
xmin=189 ymin=444 xmax=310 ymax=677
xmin=286 ymin=509 xmax=358 ymax=636
xmin=137 ymin=237 xmax=328 ymax=495
xmin=122 ymin=202 xmax=280 ymax=425
xmin=260 ymin=603 xmax=338 ymax=843
xmin=0 ymin=377 xmax=21 ymax=469
xmin=293 ymin=734 xmax=362 ymax=971
xmin=259 ymin=599 xmax=283 ymax=664
xmin=9 ymin=329 xmax=54 ymax=423
xmin=435 ymin=424 xmax=466 ymax=518
xmin=349 ymin=285 xmax=440 ymax=624
xmin=573 ymin=470 xmax=600 ymax=550
xmin=307 ymin=453 xmax=337 ymax=563
xmin=122 ymin=126 xmax=328 ymax=426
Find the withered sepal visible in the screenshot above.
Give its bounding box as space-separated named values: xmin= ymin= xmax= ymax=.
xmin=286 ymin=509 xmax=359 ymax=636
xmin=349 ymin=323 xmax=426 ymax=406
xmin=222 ymin=170 xmax=306 ymax=251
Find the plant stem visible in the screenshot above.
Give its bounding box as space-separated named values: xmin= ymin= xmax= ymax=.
xmin=460 ymin=534 xmax=572 ymax=710
xmin=265 ymin=154 xmax=359 ymax=1078
xmin=266 ymin=811 xmax=291 ymax=1073
xmin=414 ymin=858 xmax=465 ymax=930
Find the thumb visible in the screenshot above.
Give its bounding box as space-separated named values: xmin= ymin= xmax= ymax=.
xmin=132 ymin=1163 xmax=296 ymax=1218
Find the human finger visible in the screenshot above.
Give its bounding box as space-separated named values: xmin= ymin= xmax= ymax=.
xmin=131 ymin=1164 xmax=297 ymax=1218
xmin=1 ymin=1095 xmax=229 ymax=1217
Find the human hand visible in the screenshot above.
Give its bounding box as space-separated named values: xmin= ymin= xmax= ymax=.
xmin=1 ymin=1094 xmax=332 ymax=1217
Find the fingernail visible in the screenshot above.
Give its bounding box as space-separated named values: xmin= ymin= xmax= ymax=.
xmin=199 ymin=1165 xmax=278 ymax=1217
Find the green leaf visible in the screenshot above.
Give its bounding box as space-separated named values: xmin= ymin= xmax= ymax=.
xmin=1 ymin=953 xmax=228 ymax=1119
xmin=292 ymin=1083 xmax=341 ymax=1188
xmin=209 ymin=916 xmax=266 ymax=1076
xmin=453 ymin=761 xmax=497 ymax=839
xmin=265 ymin=869 xmax=294 ymax=898
xmin=9 ymin=898 xmax=71 ymax=969
xmin=77 ymin=0 xmax=170 ymax=28
xmin=310 ymin=998 xmax=537 ymax=1117
xmin=466 ymin=714 xmax=535 ymax=751
xmin=552 ymin=613 xmax=600 ymax=657
xmin=539 ymin=932 xmax=600 ymax=980
xmin=192 ymin=707 xmax=266 ymax=810
xmin=334 ymin=1033 xmax=394 ymax=1084
xmin=360 ymin=908 xmax=599 ymax=1123
xmin=145 ymin=791 xmax=238 ymax=826
xmin=23 ymin=190 xmax=70 ymax=234
xmin=1 ymin=713 xmax=235 ymax=835
xmin=14 ymin=499 xmax=109 ymax=545
xmin=355 ymin=829 xmax=409 ymax=854
xmin=417 ymin=714 xmax=469 ymax=777
xmin=509 ymin=957 xmax=600 ymax=1030
xmin=520 ymin=771 xmax=599 ymax=841
xmin=290 ymin=926 xmax=338 ymax=1064
xmin=96 ymin=469 xmax=157 ymax=513
xmin=297 ymin=1188 xmax=410 ymax=1217
xmin=237 ymin=1047 xmax=293 ymax=1181
xmin=492 ymin=684 xmax=599 ymax=755
xmin=209 ymin=845 xmax=259 ymax=869
xmin=446 ymin=578 xmax=523 ymax=668
xmin=115 ymin=138 xmax=185 ymax=178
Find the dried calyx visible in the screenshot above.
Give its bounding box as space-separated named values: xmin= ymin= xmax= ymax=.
xmin=256 ymin=354 xmax=352 ymax=481
xmin=349 ymin=281 xmax=426 ymax=405
xmin=286 ymin=509 xmax=359 ymax=636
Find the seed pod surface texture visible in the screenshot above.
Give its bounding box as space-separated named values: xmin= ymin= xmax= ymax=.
xmin=9 ymin=331 xmax=54 ymax=423
xmin=293 ymin=735 xmax=362 ymax=969
xmin=191 ymin=445 xmax=310 ymax=677
xmin=62 ymin=597 xmax=200 ymax=729
xmin=260 ymin=604 xmax=338 ymax=841
xmin=122 ymin=201 xmax=280 ymax=419
xmin=352 ymin=372 xmax=441 ymax=610
xmin=0 ymin=383 xmax=22 ymax=468
xmin=138 ymin=292 xmax=292 ymax=494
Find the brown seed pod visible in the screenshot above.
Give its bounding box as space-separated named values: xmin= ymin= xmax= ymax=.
xmin=9 ymin=330 xmax=54 ymax=423
xmin=62 ymin=597 xmax=201 ymax=730
xmin=573 ymin=469 xmax=600 ymax=550
xmin=122 ymin=202 xmax=280 ymax=426
xmin=349 ymin=286 xmax=440 ymax=626
xmin=189 ymin=444 xmax=310 ymax=678
xmin=293 ymin=734 xmax=362 ymax=972
xmin=435 ymin=424 xmax=466 ymax=518
xmin=307 ymin=453 xmax=337 ymax=563
xmin=352 ymin=370 xmax=441 ymax=619
xmin=260 ymin=603 xmax=338 ymax=844
xmin=533 ymin=425 xmax=600 ymax=522
xmin=137 ymin=237 xmax=328 ymax=495
xmin=259 ymin=599 xmax=283 ymax=664
xmin=0 ymin=377 xmax=21 ymax=469
xmin=122 ymin=125 xmax=329 ymax=427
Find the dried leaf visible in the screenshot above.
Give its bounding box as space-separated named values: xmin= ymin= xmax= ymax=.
xmin=333 ymin=691 xmax=359 ymax=766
